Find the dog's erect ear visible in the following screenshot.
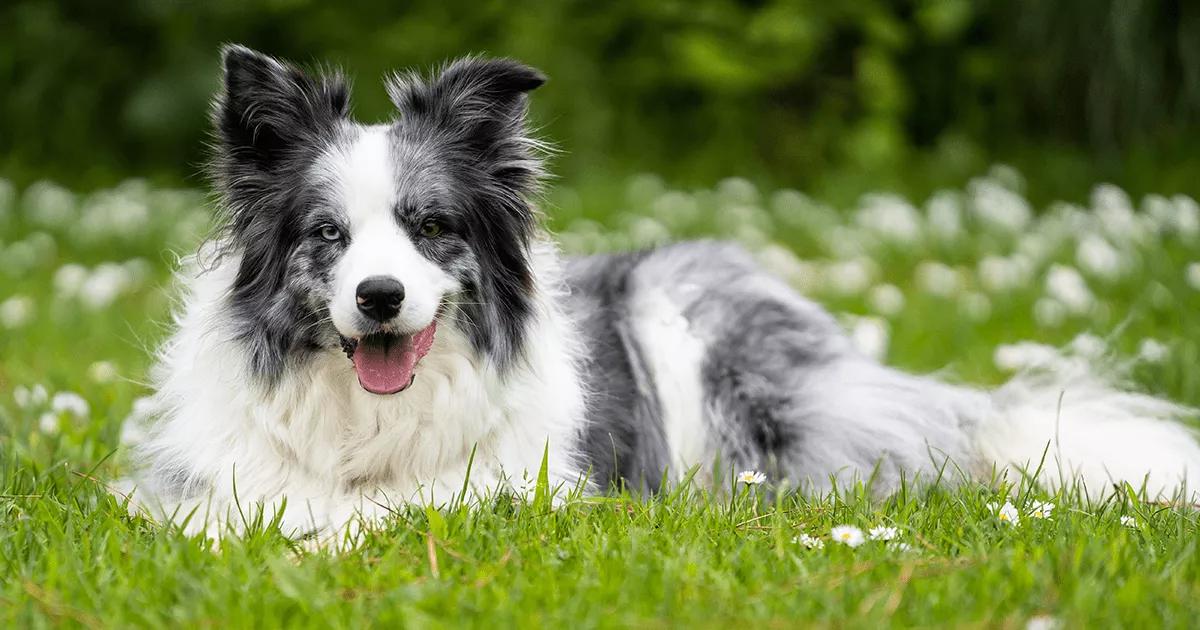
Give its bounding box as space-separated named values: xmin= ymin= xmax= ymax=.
xmin=386 ymin=57 xmax=546 ymax=193
xmin=215 ymin=45 xmax=350 ymax=165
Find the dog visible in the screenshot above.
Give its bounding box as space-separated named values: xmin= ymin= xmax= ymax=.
xmin=123 ymin=45 xmax=1200 ymax=538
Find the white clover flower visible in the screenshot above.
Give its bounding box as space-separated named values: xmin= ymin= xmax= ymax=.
xmin=624 ymin=216 xmax=670 ymax=247
xmin=915 ymin=261 xmax=961 ymax=297
xmin=988 ymin=501 xmax=1020 ymax=525
xmin=988 ymin=164 xmax=1026 ymax=193
xmin=867 ymin=284 xmax=905 ymax=317
xmin=925 ymin=191 xmax=964 ymax=241
xmin=849 ymin=316 xmax=889 ymax=361
xmin=1026 ymin=614 xmax=1060 ymax=630
xmin=38 ymin=412 xmax=60 ymax=435
xmin=88 ymin=361 xmax=119 ymax=384
xmin=1076 ymin=233 xmax=1125 ymax=281
xmin=969 ymin=178 xmax=1032 ymax=233
xmin=1033 ymin=298 xmax=1067 ymax=328
xmin=79 ymin=263 xmax=133 ymax=310
xmin=978 ymin=255 xmax=1033 ymax=293
xmin=25 ymin=232 xmax=57 ymax=263
xmin=826 ymin=226 xmax=873 ymax=259
xmin=0 ymin=295 xmax=35 ymax=329
xmin=793 ymin=534 xmax=825 ymax=549
xmin=1091 ymin=184 xmax=1141 ymax=243
xmin=13 ymin=385 xmax=30 ymax=409
xmin=830 ymin=525 xmax=865 ymax=548
xmin=1137 ymin=339 xmax=1169 ymax=363
xmin=1172 ymin=195 xmax=1200 ymax=239
xmin=825 ymin=259 xmax=875 ymax=295
xmin=1186 ymin=263 xmax=1200 ymax=291
xmin=757 ymin=246 xmax=820 ymax=293
xmin=716 ymin=205 xmax=772 ymax=242
xmin=771 ymin=190 xmax=834 ymax=231
xmin=2 ymin=240 xmax=37 ymax=273
xmin=122 ymin=258 xmax=152 ymax=285
xmin=736 ymin=470 xmax=766 ymax=485
xmin=1016 ymin=232 xmax=1060 ymax=267
xmin=1045 ymin=265 xmax=1094 ymax=314
xmin=1068 ymin=333 xmax=1107 ymax=359
xmin=54 ymin=263 xmax=90 ymax=298
xmin=993 ymin=342 xmax=1060 ymax=372
xmin=651 ymin=191 xmax=699 ymax=227
xmin=32 ymin=385 xmax=49 ymax=406
xmin=51 ymin=391 xmax=89 ymax=419
xmin=868 ymin=526 xmax=898 ymax=541
xmin=716 ymin=177 xmax=760 ymax=207
xmin=1029 ymin=501 xmax=1054 ymax=519
xmin=855 ymin=194 xmax=922 ymax=244
xmin=1120 ymin=515 xmax=1137 ymax=528
xmin=23 ymin=180 xmax=78 ymax=227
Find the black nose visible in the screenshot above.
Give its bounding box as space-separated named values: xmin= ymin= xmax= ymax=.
xmin=356 ymin=276 xmax=405 ymax=322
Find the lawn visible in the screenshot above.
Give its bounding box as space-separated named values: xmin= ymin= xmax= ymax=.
xmin=2 ymin=168 xmax=1200 ymax=627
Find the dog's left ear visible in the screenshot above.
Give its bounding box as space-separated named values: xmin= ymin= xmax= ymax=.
xmin=387 ymin=57 xmax=547 ymax=195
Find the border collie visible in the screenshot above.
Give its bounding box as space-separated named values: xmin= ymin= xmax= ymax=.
xmin=124 ymin=45 xmax=1200 ymax=538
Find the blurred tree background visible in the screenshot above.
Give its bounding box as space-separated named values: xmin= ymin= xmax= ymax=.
xmin=2 ymin=0 xmax=1199 ymax=205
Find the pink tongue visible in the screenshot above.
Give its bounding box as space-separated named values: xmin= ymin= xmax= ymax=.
xmin=352 ymin=322 xmax=437 ymax=395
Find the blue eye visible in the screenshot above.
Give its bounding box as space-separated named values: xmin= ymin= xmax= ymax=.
xmin=318 ymin=224 xmax=342 ymax=242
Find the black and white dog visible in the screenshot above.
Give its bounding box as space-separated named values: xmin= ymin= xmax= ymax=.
xmin=126 ymin=46 xmax=1200 ymax=537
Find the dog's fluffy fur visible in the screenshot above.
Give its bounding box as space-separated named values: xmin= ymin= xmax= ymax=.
xmin=124 ymin=46 xmax=1200 ymax=537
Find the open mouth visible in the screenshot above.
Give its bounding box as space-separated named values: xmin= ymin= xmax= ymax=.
xmin=340 ymin=322 xmax=437 ymax=395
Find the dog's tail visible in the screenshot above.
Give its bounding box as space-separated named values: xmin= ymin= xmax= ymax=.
xmin=969 ymin=355 xmax=1200 ymax=500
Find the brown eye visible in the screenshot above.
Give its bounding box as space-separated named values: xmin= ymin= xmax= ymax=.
xmin=318 ymin=224 xmax=342 ymax=242
xmin=419 ymin=219 xmax=443 ymax=238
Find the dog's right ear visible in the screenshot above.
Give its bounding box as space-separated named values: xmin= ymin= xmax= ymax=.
xmin=214 ymin=44 xmax=350 ymax=166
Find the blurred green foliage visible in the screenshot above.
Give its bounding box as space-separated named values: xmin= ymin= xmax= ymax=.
xmin=3 ymin=0 xmax=1200 ymax=204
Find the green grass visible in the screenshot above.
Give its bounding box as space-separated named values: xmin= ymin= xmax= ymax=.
xmin=2 ymin=171 xmax=1200 ymax=627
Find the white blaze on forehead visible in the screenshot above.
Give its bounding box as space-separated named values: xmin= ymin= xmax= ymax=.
xmin=327 ymin=125 xmax=397 ymax=230
xmin=320 ymin=125 xmax=458 ymax=338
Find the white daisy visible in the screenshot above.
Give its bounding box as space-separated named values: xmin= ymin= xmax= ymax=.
xmin=867 ymin=284 xmax=905 ymax=317
xmin=38 ymin=412 xmax=60 ymax=435
xmin=1120 ymin=515 xmax=1137 ymax=528
xmin=793 ymin=534 xmax=824 ymax=549
xmin=1030 ymin=501 xmax=1054 ymax=519
xmin=1045 ymin=265 xmax=1094 ymax=315
xmin=830 ymin=525 xmax=865 ymax=548
xmin=1137 ymin=339 xmax=1169 ymax=363
xmin=0 ymin=295 xmax=35 ymax=329
xmin=989 ymin=501 xmax=1021 ymax=526
xmin=868 ymin=526 xmax=899 ymax=541
xmin=50 ymin=391 xmax=89 ymax=419
xmin=1026 ymin=614 xmax=1059 ymax=630
xmin=1187 ymin=262 xmax=1200 ymax=291
xmin=88 ymin=361 xmax=119 ymax=384
xmin=736 ymin=470 xmax=766 ymax=485
xmin=14 ymin=384 xmax=49 ymax=409
xmin=849 ymin=316 xmax=889 ymax=361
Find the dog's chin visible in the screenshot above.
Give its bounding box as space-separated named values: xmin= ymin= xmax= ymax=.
xmin=338 ymin=322 xmax=438 ymax=395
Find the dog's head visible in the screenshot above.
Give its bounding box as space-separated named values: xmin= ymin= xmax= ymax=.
xmin=209 ymin=45 xmax=546 ymax=394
